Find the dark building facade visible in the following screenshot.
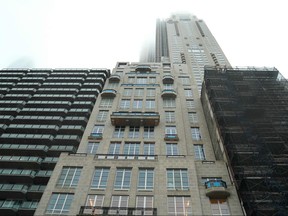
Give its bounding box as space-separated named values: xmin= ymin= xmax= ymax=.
xmin=201 ymin=66 xmax=288 ymax=215
xmin=0 ymin=68 xmax=109 ymax=215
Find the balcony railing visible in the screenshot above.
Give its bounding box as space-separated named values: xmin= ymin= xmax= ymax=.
xmin=162 ymin=75 xmax=174 ymax=84
xmin=78 ymin=206 xmax=157 ymax=216
xmin=101 ymin=89 xmax=117 ymax=97
xmin=164 ymin=134 xmax=179 ymax=141
xmin=161 ymin=89 xmax=177 ymax=98
xmin=111 ymin=112 xmax=160 ymax=126
xmin=88 ymin=133 xmax=103 ymax=140
xmin=205 ymin=180 xmax=230 ymax=198
xmin=94 ymin=154 xmax=157 ymax=161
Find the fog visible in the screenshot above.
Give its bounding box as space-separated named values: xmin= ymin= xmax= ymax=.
xmin=0 ymin=0 xmax=287 ymax=77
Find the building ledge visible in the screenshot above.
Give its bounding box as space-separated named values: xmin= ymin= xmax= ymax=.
xmin=111 ymin=112 xmax=160 ymax=126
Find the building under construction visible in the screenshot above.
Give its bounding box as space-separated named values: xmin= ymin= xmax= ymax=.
xmin=201 ymin=66 xmax=288 ymax=216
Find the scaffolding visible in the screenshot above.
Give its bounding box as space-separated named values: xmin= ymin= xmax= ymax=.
xmin=203 ymin=66 xmax=288 ymax=216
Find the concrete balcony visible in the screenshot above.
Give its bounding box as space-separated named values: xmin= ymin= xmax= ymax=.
xmin=78 ymin=206 xmax=157 ymax=216
xmin=109 ymin=74 xmax=121 ymax=82
xmin=161 ymin=89 xmax=177 ymax=98
xmin=164 ymin=134 xmax=179 ymax=141
xmin=205 ymin=180 xmax=230 ymax=199
xmin=111 ymin=112 xmax=160 ymax=126
xmin=88 ymin=133 xmax=103 ymax=140
xmin=135 ymin=65 xmax=152 ymax=72
xmin=101 ymin=89 xmax=117 ymax=97
xmin=162 ymin=75 xmax=174 ymax=84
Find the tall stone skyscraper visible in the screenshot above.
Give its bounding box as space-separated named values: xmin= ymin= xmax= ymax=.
xmin=35 ymin=14 xmax=244 ymax=216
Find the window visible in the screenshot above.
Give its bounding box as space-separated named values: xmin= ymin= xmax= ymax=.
xmin=120 ymin=99 xmax=130 ymax=109
xmin=135 ymin=88 xmax=144 ymax=97
xmin=87 ymin=142 xmax=99 ymax=154
xmin=144 ymin=126 xmax=154 ymax=138
xmin=133 ymin=99 xmax=143 ymax=109
xmin=191 ymin=127 xmax=201 ymax=140
xmin=128 ymin=77 xmax=134 ymax=83
xmin=107 ymin=82 xmax=119 ymax=88
xmin=165 ymin=111 xmax=175 ymax=123
xmin=144 ymin=143 xmax=155 ymax=155
xmin=167 ymin=196 xmax=192 ymax=216
xmin=136 ymin=196 xmax=154 ymax=215
xmin=123 ymin=88 xmax=132 ymax=96
xmin=147 ymin=88 xmax=155 ymax=97
xmin=188 ymin=112 xmax=198 ymax=124
xmin=165 ymin=126 xmax=177 ymax=136
xmin=138 ymin=169 xmax=154 ymax=190
xmin=114 ymin=168 xmax=132 ymax=189
xmin=113 ymin=126 xmax=125 ymax=138
xmin=108 ymin=142 xmax=121 ymax=155
xmin=179 ymin=76 xmax=191 ymax=85
xmin=194 ymin=144 xmax=206 ymax=160
xmin=123 ymin=143 xmax=140 ymax=155
xmin=186 ymin=100 xmax=195 ymax=109
xmin=99 ymin=98 xmax=113 ymax=108
xmin=166 ymin=143 xmax=179 ymax=155
xmin=97 ymin=110 xmax=109 ymax=122
xmin=163 ymin=98 xmax=176 ymax=108
xmin=149 ymin=77 xmax=156 ymax=84
xmin=91 ymin=168 xmax=109 ymax=189
xmin=167 ymin=169 xmax=189 ymax=190
xmin=84 ymin=195 xmax=104 ymax=215
xmin=129 ymin=126 xmax=140 ymax=138
xmin=109 ymin=196 xmax=129 ymax=215
xmin=145 ymin=99 xmax=155 ymax=109
xmin=137 ymin=77 xmax=147 ymax=84
xmin=184 ymin=89 xmax=193 ymax=97
xmin=92 ymin=125 xmax=104 ymax=135
xmin=163 ymin=84 xmax=174 ymax=89
xmin=56 ymin=167 xmax=82 ymax=188
xmin=46 ymin=193 xmax=74 ymax=214
xmin=210 ymin=199 xmax=230 ymax=215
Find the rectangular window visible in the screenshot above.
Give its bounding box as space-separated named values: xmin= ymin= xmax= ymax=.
xmin=194 ymin=144 xmax=206 ymax=160
xmin=108 ymin=142 xmax=121 ymax=155
xmin=167 ymin=196 xmax=192 ymax=216
xmin=147 ymin=88 xmax=155 ymax=97
xmin=165 ymin=126 xmax=177 ymax=136
xmin=191 ymin=127 xmax=201 ymax=140
xmin=184 ymin=89 xmax=193 ymax=97
xmin=145 ymin=99 xmax=155 ymax=109
xmin=137 ymin=77 xmax=147 ymax=84
xmin=186 ymin=100 xmax=195 ymax=109
xmin=109 ymin=196 xmax=129 ymax=215
xmin=133 ymin=99 xmax=143 ymax=109
xmin=87 ymin=142 xmax=99 ymax=154
xmin=91 ymin=168 xmax=109 ymax=189
xmin=99 ymin=98 xmax=113 ymax=108
xmin=107 ymin=82 xmax=118 ymax=88
xmin=188 ymin=112 xmax=198 ymax=124
xmin=210 ymin=199 xmax=230 ymax=215
xmin=163 ymin=84 xmax=174 ymax=90
xmin=123 ymin=88 xmax=132 ymax=96
xmin=113 ymin=126 xmax=125 ymax=138
xmin=143 ymin=126 xmax=154 ymax=138
xmin=46 ymin=193 xmax=74 ymax=214
xmin=84 ymin=195 xmax=104 ymax=215
xmin=128 ymin=77 xmax=134 ymax=83
xmin=167 ymin=169 xmax=189 ymax=190
xmin=149 ymin=77 xmax=156 ymax=84
xmin=135 ymin=88 xmax=144 ymax=97
xmin=92 ymin=125 xmax=104 ymax=135
xmin=179 ymin=76 xmax=191 ymax=85
xmin=165 ymin=111 xmax=175 ymax=123
xmin=56 ymin=167 xmax=82 ymax=188
xmin=96 ymin=110 xmax=109 ymax=122
xmin=123 ymin=142 xmax=140 ymax=155
xmin=114 ymin=168 xmax=132 ymax=189
xmin=144 ymin=142 xmax=155 ymax=155
xmin=138 ymin=169 xmax=154 ymax=190
xmin=166 ymin=143 xmax=179 ymax=155
xmin=163 ymin=98 xmax=176 ymax=108
xmin=129 ymin=126 xmax=140 ymax=138
xmin=136 ymin=196 xmax=154 ymax=215
xmin=120 ymin=99 xmax=130 ymax=109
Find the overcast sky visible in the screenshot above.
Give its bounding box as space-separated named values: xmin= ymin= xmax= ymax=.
xmin=0 ymin=0 xmax=287 ymax=78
